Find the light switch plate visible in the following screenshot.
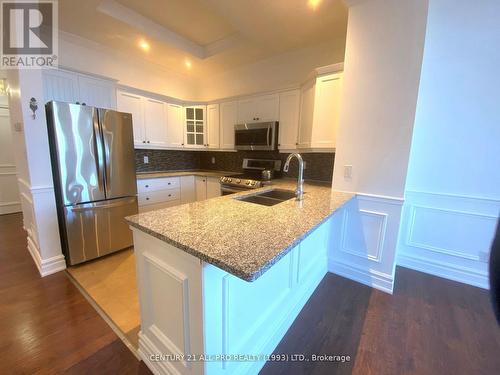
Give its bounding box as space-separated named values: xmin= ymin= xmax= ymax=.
xmin=344 ymin=165 xmax=353 ymax=179
xmin=143 ymin=156 xmax=149 ymax=164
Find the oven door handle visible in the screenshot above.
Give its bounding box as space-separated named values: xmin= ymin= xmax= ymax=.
xmin=221 ymin=186 xmax=247 ymax=194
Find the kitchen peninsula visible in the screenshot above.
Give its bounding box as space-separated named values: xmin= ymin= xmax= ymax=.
xmin=126 ymin=180 xmax=353 ymax=375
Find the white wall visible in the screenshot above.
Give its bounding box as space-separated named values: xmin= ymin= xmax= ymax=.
xmin=197 ymin=40 xmax=345 ymax=101
xmin=5 ymin=69 xmax=66 ymax=276
xmin=398 ymin=0 xmax=500 ymax=288
xmin=59 ymin=32 xmax=198 ymax=101
xmin=328 ymin=0 xmax=428 ymax=293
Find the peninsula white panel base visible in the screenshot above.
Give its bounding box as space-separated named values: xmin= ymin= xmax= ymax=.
xmin=131 ymin=218 xmax=330 ymax=375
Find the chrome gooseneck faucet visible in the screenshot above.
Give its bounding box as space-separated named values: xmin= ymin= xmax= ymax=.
xmin=283 ymin=153 xmax=304 ymax=201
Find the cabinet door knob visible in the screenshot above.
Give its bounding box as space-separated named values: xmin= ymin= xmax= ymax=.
xmin=146 ymin=197 xmax=149 ymax=200
xmin=182 ymin=143 xmax=184 ymax=146
xmin=147 ymin=140 xmax=150 ymax=143
xmin=145 ymin=184 xmax=149 ymax=188
xmin=76 ymin=101 xmax=80 ymax=105
xmin=278 ymin=143 xmax=281 ymax=146
xmin=143 ymin=140 xmax=146 ymax=143
xmin=168 ymin=194 xmax=171 ymax=197
xmin=295 ymin=142 xmax=299 ymax=145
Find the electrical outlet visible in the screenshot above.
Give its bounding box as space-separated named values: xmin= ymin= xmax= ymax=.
xmin=344 ymin=165 xmax=353 ymax=179
xmin=211 ymin=156 xmax=215 ymax=164
xmin=143 ymin=156 xmax=149 ymax=164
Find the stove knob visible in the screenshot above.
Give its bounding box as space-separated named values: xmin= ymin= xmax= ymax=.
xmin=236 ymin=179 xmax=241 ymax=184
xmin=246 ymin=181 xmax=251 ymax=185
xmin=227 ymin=178 xmax=232 ymax=183
xmin=251 ymin=181 xmax=256 ymax=186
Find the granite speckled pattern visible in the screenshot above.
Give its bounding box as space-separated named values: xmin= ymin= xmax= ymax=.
xmin=126 ymin=180 xmax=354 ymax=282
xmin=136 ymin=170 xmax=240 ymax=179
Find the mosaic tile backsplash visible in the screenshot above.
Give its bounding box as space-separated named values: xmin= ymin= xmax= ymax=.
xmin=135 ymin=149 xmax=335 ymax=182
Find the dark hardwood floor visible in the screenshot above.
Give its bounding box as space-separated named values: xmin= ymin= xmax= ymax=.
xmin=0 ymin=213 xmax=151 ymax=374
xmin=1 ymin=212 xmax=499 ymax=374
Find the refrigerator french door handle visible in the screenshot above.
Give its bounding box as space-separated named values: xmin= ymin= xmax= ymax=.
xmin=93 ymin=110 xmax=105 ymax=192
xmin=99 ymin=110 xmax=112 ymax=197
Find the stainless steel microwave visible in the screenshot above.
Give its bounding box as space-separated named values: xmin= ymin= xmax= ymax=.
xmin=234 ymin=122 xmax=279 ymax=151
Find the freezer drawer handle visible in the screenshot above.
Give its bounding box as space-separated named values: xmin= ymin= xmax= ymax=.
xmin=69 ymin=198 xmax=137 ymax=211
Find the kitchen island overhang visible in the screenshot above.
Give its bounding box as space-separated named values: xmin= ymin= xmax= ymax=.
xmin=126 ymin=181 xmax=354 ymax=375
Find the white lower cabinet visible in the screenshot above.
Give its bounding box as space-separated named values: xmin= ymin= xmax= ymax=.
xmin=180 ymin=176 xmax=196 ymax=204
xmin=137 ymin=177 xmax=181 ymax=213
xmin=196 ymin=176 xmax=221 ymax=201
xmin=206 ymin=177 xmax=221 ymax=199
xmin=195 ymin=176 xmax=207 ymax=201
xmin=138 ymin=175 xmax=221 ymax=211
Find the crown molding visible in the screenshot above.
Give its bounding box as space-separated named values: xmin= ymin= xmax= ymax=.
xmin=97 ymin=0 xmax=240 ymax=59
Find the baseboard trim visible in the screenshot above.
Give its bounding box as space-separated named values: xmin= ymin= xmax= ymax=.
xmin=26 ymin=236 xmax=66 ymax=277
xmin=397 ymin=252 xmax=489 ymax=289
xmin=139 ymin=332 xmax=181 ymax=375
xmin=328 ymin=259 xmax=394 ymax=294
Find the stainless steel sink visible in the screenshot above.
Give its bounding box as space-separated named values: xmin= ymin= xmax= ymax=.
xmin=235 ymin=189 xmax=298 ymax=206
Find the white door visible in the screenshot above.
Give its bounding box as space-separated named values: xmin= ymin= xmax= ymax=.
xmin=311 ymin=73 xmax=342 ymax=148
xmin=255 ymin=94 xmax=279 ymax=122
xmin=220 ymin=101 xmax=237 ymax=150
xmin=77 ymin=75 xmax=117 ymax=109
xmin=42 ymin=69 xmax=79 ymax=103
xmin=237 ymin=98 xmax=257 ymax=123
xmin=117 ymin=91 xmax=145 ymax=146
xmin=144 ymin=98 xmax=168 ymax=148
xmin=166 ymin=103 xmax=185 ymax=148
xmin=195 ymin=176 xmax=207 ymax=201
xmin=0 ymin=103 xmax=21 ymax=214
xmin=207 ymin=104 xmax=220 ymax=149
xmin=278 ymin=90 xmax=300 ymax=150
xmin=206 ymin=177 xmax=221 ymax=199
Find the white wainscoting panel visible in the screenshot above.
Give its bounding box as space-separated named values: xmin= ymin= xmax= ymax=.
xmin=328 ymin=194 xmax=404 ymax=294
xmin=397 ymin=191 xmax=499 ymax=289
xmin=133 ymin=230 xmax=205 ymax=375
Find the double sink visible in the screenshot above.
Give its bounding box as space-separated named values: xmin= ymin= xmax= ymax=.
xmin=235 ymin=189 xmax=298 ymax=206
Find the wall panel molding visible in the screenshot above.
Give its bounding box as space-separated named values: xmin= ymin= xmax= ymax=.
xmin=398 ymin=190 xmax=499 ymax=289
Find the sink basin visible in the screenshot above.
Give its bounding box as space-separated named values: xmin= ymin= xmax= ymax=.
xmin=235 ymin=189 xmax=298 ymax=206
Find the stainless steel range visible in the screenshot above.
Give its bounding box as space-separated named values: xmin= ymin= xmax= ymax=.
xmin=220 ymin=158 xmax=282 ymax=195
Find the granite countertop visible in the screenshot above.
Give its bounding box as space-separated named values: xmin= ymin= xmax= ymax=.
xmin=126 ymin=180 xmax=354 ymax=282
xmin=136 ymin=170 xmax=240 ymax=179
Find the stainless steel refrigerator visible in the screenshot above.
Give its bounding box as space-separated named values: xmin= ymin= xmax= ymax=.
xmin=46 ymin=101 xmax=138 ymax=265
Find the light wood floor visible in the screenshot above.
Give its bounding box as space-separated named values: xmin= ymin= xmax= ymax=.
xmin=67 ymin=248 xmax=141 ymax=350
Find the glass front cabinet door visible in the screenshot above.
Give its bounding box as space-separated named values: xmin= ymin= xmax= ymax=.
xmin=185 ymin=106 xmax=207 ymax=148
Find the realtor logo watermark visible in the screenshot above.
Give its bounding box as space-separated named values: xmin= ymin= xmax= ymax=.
xmin=1 ymin=0 xmax=58 ymax=68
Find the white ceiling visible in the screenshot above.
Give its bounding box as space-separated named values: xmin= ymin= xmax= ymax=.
xmin=58 ymin=0 xmax=348 ymax=78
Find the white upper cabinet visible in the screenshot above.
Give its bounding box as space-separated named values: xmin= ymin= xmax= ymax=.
xmin=206 ymin=104 xmax=220 ymax=149
xmin=42 ymin=69 xmax=116 ymax=109
xmin=220 ymin=101 xmax=237 ymax=150
xmin=116 ymin=91 xmax=145 ymax=146
xmin=117 ymin=90 xmax=174 ymax=149
xmin=143 ymin=98 xmax=168 ymax=148
xmin=278 ymin=90 xmax=300 ymax=150
xmin=184 ymin=106 xmax=207 ymax=148
xmin=298 ymin=72 xmax=342 ymax=150
xmin=78 ymin=75 xmax=117 ymax=109
xmin=237 ymin=94 xmax=279 ymax=123
xmin=166 ymin=103 xmax=185 ymax=148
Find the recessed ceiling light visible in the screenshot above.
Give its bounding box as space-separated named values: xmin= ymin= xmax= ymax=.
xmin=308 ymin=0 xmax=322 ymax=10
xmin=185 ymin=60 xmax=192 ymax=69
xmin=138 ymin=39 xmax=150 ymax=52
